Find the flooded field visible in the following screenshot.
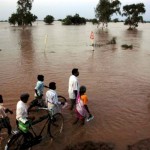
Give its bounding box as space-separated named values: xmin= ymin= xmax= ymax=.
xmin=0 ymin=21 xmax=150 ymax=150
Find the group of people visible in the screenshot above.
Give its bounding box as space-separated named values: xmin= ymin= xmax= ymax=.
xmin=68 ymin=68 xmax=94 ymax=125
xmin=0 ymin=68 xmax=93 ymax=138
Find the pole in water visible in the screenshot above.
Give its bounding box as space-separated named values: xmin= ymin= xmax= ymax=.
xmin=92 ymin=39 xmax=94 ymax=51
xmin=90 ymin=31 xmax=94 ymax=51
xmin=44 ymin=34 xmax=48 ymax=52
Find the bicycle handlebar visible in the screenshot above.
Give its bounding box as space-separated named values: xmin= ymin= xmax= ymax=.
xmin=37 ymin=107 xmax=51 ymax=111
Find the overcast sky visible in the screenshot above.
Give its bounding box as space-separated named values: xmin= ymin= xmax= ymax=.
xmin=0 ymin=0 xmax=149 ymax=21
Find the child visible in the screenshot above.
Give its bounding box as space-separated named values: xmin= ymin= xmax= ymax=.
xmin=16 ymin=93 xmax=35 ymax=135
xmin=35 ymin=75 xmax=48 ymax=98
xmin=28 ymin=75 xmax=46 ymax=112
xmin=73 ymin=86 xmax=94 ymax=125
xmin=46 ymin=82 xmax=65 ymax=115
xmin=16 ymin=93 xmax=35 ymax=125
xmin=0 ymin=95 xmax=13 ymax=135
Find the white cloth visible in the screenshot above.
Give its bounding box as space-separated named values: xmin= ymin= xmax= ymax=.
xmin=0 ymin=104 xmax=7 ymax=118
xmin=35 ymin=81 xmax=44 ymax=97
xmin=68 ymin=75 xmax=79 ymax=99
xmin=16 ymin=100 xmax=28 ymax=121
xmin=46 ymin=90 xmax=60 ymax=105
xmin=46 ymin=90 xmax=61 ymax=114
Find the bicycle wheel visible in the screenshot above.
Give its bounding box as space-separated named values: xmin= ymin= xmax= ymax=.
xmin=28 ymin=98 xmax=46 ymax=113
xmin=48 ymin=113 xmax=64 ymax=139
xmin=58 ymin=95 xmax=67 ymax=103
xmin=5 ymin=131 xmax=32 ymax=150
xmin=28 ymin=99 xmax=39 ymax=113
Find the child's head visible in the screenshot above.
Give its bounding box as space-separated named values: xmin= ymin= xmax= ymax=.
xmin=80 ymin=86 xmax=86 ymax=95
xmin=37 ymin=75 xmax=44 ymax=81
xmin=0 ymin=95 xmax=3 ymax=103
xmin=49 ymin=82 xmax=56 ymax=90
xmin=20 ymin=93 xmax=30 ymax=103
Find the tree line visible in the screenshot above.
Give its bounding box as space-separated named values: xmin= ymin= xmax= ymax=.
xmin=8 ymin=0 xmax=146 ymax=30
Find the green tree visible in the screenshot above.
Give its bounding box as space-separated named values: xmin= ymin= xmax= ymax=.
xmin=91 ymin=19 xmax=99 ymax=24
xmin=95 ymin=0 xmax=121 ymax=27
xmin=9 ymin=0 xmax=37 ymax=26
xmin=44 ymin=15 xmax=54 ymax=24
xmin=62 ymin=15 xmax=72 ymax=25
xmin=62 ymin=14 xmax=86 ymax=25
xmin=71 ymin=14 xmax=86 ymax=25
xmin=122 ymin=3 xmax=146 ymax=30
xmin=8 ymin=13 xmax=19 ymax=25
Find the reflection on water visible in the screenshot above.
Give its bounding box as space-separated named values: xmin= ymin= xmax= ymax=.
xmin=0 ymin=22 xmax=150 ymax=150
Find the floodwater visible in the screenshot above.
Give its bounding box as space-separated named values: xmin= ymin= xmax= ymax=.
xmin=0 ymin=21 xmax=150 ymax=150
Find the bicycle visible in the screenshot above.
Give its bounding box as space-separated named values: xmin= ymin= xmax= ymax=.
xmin=28 ymin=95 xmax=67 ymax=113
xmin=5 ymin=107 xmax=64 ymax=150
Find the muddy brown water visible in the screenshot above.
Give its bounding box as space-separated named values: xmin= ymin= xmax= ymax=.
xmin=0 ymin=21 xmax=150 ymax=150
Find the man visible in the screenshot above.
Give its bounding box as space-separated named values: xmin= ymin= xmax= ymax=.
xmin=68 ymin=68 xmax=79 ymax=110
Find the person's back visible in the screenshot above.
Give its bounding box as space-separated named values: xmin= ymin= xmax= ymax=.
xmin=16 ymin=93 xmax=35 ymax=136
xmin=0 ymin=95 xmax=13 ymax=135
xmin=80 ymin=94 xmax=88 ymax=106
xmin=34 ymin=75 xmax=44 ymax=98
xmin=16 ymin=93 xmax=35 ymax=125
xmin=46 ymin=82 xmax=64 ymax=115
xmin=16 ymin=99 xmax=28 ymax=121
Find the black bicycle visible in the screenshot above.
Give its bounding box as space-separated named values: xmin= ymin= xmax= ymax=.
xmin=5 ymin=107 xmax=64 ymax=150
xmin=28 ymin=95 xmax=67 ymax=113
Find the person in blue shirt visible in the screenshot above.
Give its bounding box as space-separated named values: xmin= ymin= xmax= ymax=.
xmin=35 ymin=75 xmax=48 ymax=98
xmin=28 ymin=75 xmax=48 ymax=112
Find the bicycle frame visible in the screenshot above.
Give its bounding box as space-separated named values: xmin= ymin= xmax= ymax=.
xmin=30 ymin=112 xmax=51 ymax=138
xmin=28 ymin=95 xmax=67 ymax=112
xmin=5 ymin=107 xmax=64 ymax=150
xmin=16 ymin=111 xmax=52 ymax=149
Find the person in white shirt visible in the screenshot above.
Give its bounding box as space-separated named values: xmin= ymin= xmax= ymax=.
xmin=16 ymin=93 xmax=34 ymax=125
xmin=46 ymin=82 xmax=64 ymax=115
xmin=68 ymin=68 xmax=79 ymax=110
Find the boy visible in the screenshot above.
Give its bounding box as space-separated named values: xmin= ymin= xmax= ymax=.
xmin=28 ymin=75 xmax=46 ymax=112
xmin=16 ymin=93 xmax=35 ymax=125
xmin=35 ymin=75 xmax=48 ymax=98
xmin=0 ymin=95 xmax=13 ymax=135
xmin=73 ymin=86 xmax=94 ymax=125
xmin=46 ymin=82 xmax=64 ymax=115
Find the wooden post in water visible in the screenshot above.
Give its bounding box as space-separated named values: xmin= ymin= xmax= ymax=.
xmin=90 ymin=31 xmax=94 ymax=51
xmin=44 ymin=34 xmax=48 ymax=52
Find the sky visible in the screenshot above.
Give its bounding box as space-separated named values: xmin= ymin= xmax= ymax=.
xmin=0 ymin=0 xmax=149 ymax=21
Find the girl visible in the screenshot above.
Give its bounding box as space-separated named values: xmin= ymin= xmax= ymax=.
xmin=73 ymin=86 xmax=94 ymax=125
